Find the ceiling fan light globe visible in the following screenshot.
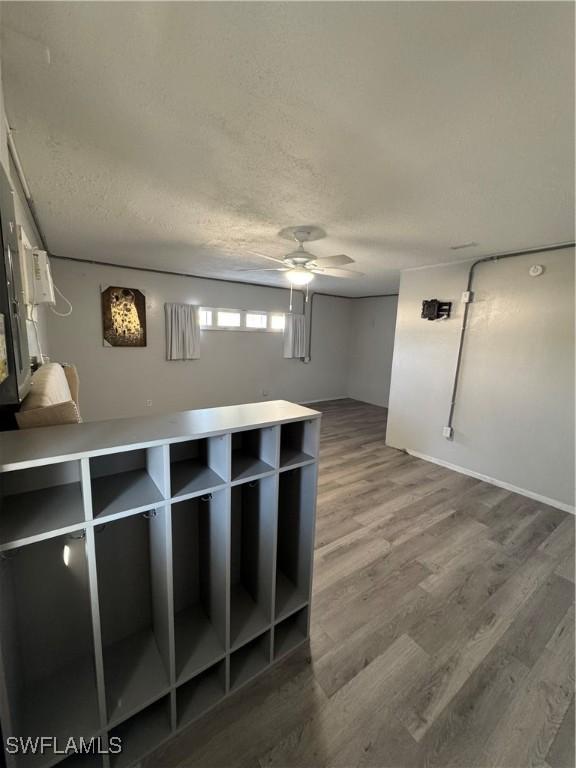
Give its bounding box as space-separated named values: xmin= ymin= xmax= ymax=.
xmin=286 ymin=268 xmax=314 ymax=286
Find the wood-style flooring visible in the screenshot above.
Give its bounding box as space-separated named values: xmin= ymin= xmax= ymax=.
xmin=145 ymin=399 xmax=575 ymax=768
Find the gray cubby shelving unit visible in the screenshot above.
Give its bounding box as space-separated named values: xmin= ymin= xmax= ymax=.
xmin=0 ymin=401 xmax=320 ymax=768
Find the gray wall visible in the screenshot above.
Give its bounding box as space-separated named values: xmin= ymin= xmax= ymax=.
xmin=347 ymin=296 xmax=398 ymax=407
xmin=386 ymin=247 xmax=575 ymax=509
xmin=47 ymin=258 xmax=352 ymax=421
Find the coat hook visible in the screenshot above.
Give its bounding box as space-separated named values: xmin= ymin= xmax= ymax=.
xmin=142 ymin=510 xmax=158 ymax=519
xmin=200 ymin=493 xmax=213 ymax=502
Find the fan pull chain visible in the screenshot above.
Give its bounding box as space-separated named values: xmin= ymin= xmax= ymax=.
xmin=289 ymin=283 xmax=293 ymax=312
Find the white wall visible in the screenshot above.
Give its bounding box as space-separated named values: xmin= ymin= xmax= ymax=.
xmin=47 ymin=258 xmax=352 ymax=421
xmin=386 ymin=247 xmax=575 ymax=510
xmin=347 ymin=296 xmax=398 ymax=407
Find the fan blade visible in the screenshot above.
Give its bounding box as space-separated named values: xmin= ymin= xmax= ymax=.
xmin=312 ymin=254 xmax=354 ymax=267
xmin=311 ymin=268 xmax=365 ymax=279
xmin=236 ymin=267 xmax=288 ymax=272
xmin=245 ymin=250 xmax=287 ymax=265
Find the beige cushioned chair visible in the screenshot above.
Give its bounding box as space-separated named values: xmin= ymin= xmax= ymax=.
xmin=16 ymin=363 xmax=81 ymax=429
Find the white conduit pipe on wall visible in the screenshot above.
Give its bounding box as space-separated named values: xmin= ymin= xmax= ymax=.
xmin=446 ymin=241 xmax=575 ymax=435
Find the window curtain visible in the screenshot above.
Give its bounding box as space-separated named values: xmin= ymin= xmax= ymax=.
xmin=165 ymin=303 xmax=200 ymax=360
xmin=283 ymin=313 xmax=306 ymax=359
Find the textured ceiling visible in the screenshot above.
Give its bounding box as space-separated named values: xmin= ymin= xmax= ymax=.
xmin=1 ymin=2 xmax=574 ymax=296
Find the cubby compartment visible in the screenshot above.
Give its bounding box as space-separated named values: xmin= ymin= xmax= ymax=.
xmin=61 ymin=751 xmax=104 ymax=768
xmin=274 ymin=607 xmax=308 ymax=660
xmin=109 ymin=695 xmax=171 ymax=768
xmin=90 ymin=448 xmax=165 ymax=519
xmin=169 ymin=436 xmax=228 ymax=498
xmin=275 ymin=465 xmax=316 ymax=620
xmin=0 ymin=462 xmax=84 ymax=550
xmin=176 ymin=660 xmax=226 ymax=728
xmin=95 ymin=512 xmax=171 ymax=724
xmin=231 ymin=427 xmax=277 ymax=482
xmin=230 ymin=478 xmax=275 ymax=648
xmin=172 ymin=493 xmax=227 ymax=683
xmin=279 ymin=420 xmax=319 ymax=469
xmin=229 ymin=632 xmax=271 ymax=691
xmin=0 ymin=534 xmax=100 ymax=766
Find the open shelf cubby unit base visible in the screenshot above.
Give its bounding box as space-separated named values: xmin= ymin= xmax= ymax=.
xmin=0 ymin=401 xmax=320 ymax=768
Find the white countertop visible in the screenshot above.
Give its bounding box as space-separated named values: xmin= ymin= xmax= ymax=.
xmin=0 ymin=400 xmax=320 ymax=472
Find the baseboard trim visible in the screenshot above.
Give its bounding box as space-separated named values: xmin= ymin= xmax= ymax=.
xmin=299 ymin=395 xmax=349 ymax=405
xmin=406 ymin=449 xmax=575 ymax=515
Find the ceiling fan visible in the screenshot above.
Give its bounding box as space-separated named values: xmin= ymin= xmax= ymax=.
xmin=238 ymin=226 xmax=364 ymax=286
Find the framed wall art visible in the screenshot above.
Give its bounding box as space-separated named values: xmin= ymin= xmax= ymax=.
xmin=101 ymin=286 xmax=147 ymax=347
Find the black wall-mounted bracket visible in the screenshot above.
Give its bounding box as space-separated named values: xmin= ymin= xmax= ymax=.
xmin=421 ymin=299 xmax=452 ymax=321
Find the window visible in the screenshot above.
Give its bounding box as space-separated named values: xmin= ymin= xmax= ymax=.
xmin=199 ymin=309 xmax=213 ymax=327
xmin=270 ymin=314 xmax=285 ymax=331
xmin=217 ymin=310 xmax=241 ymax=328
xmin=246 ymin=312 xmax=267 ymax=329
xmin=199 ymin=308 xmax=286 ymax=332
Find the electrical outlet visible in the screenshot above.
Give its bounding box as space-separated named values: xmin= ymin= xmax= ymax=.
xmin=261 ymin=389 xmax=269 ymax=398
xmin=442 ymin=426 xmax=454 ymax=439
xmin=146 ymin=400 xmax=153 ymax=407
